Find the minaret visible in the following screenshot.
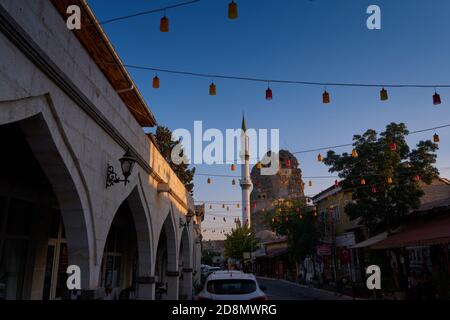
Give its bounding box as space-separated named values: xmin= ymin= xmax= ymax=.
xmin=240 ymin=115 xmax=252 ymax=227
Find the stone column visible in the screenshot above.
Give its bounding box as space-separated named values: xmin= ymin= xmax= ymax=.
xmin=182 ymin=268 xmax=193 ymax=300
xmin=164 ymin=270 xmax=179 ymax=300
xmin=135 ymin=276 xmax=155 ymax=300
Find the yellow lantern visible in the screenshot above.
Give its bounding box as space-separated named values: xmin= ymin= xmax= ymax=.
xmin=152 ymin=76 xmax=160 ymax=89
xmin=380 ymin=87 xmax=388 ymax=101
xmin=317 ymin=154 xmax=323 ymax=162
xmin=257 ymin=162 xmax=262 ymax=169
xmin=228 ymin=1 xmax=238 ymax=19
xmin=209 ymin=82 xmax=216 ymax=96
xmin=160 ymin=15 xmax=169 ymax=32
xmin=237 ymin=203 xmax=240 ymax=209
xmin=351 ymin=149 xmax=358 ymax=158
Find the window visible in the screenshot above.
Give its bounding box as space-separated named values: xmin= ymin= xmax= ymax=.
xmin=207 ymin=279 xmax=257 ymax=295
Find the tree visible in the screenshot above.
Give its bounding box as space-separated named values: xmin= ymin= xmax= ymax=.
xmin=151 ymin=126 xmax=195 ymax=195
xmin=224 ymin=225 xmax=258 ymax=261
xmin=202 ymin=249 xmax=220 ymax=266
xmin=265 ymin=200 xmax=319 ymax=262
xmin=323 ymin=122 xmax=439 ymax=234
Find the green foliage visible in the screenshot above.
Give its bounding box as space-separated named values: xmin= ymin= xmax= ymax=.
xmin=323 ymin=122 xmax=439 ymax=233
xmin=224 ymin=225 xmax=258 ymax=261
xmin=265 ymin=199 xmax=320 ymax=262
xmin=152 ymin=126 xmax=196 ymax=195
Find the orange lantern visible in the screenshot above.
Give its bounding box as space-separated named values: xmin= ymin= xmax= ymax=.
xmin=433 ymin=133 xmax=440 ymax=143
xmin=209 ymin=82 xmax=217 ymax=96
xmin=322 ymin=90 xmax=330 ymax=104
xmin=317 ymin=154 xmax=323 ymax=162
xmin=207 ymin=177 xmax=211 ymax=184
xmin=152 ymin=76 xmax=160 ymax=89
xmin=387 ymin=177 xmax=393 ymax=184
xmin=160 ymin=15 xmax=169 ymax=32
xmin=360 ymin=178 xmax=366 ymax=185
xmin=351 ymin=149 xmax=358 ymax=158
xmin=228 ymin=1 xmax=238 ymax=19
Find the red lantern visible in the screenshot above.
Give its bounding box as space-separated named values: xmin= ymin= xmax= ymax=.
xmin=228 ymin=1 xmax=238 ymax=19
xmin=335 ymin=180 xmax=339 ymax=187
xmin=322 ymin=90 xmax=330 ymax=104
xmin=390 ymin=143 xmax=397 ymax=151
xmin=160 ymin=16 xmax=169 ymax=32
xmin=296 ymin=207 xmax=300 ymax=213
xmin=266 ymin=87 xmax=273 ymax=100
xmin=414 ymin=175 xmax=421 ymax=182
xmin=231 ymin=164 xmax=235 ymax=171
xmin=286 ymin=159 xmax=291 ymax=166
xmin=253 ymin=203 xmax=257 ymax=209
xmin=371 ymin=186 xmax=377 ymax=193
xmin=433 ymin=92 xmax=441 ymax=105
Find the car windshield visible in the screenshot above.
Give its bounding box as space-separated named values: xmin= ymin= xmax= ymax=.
xmin=207 ymin=279 xmax=257 ymax=295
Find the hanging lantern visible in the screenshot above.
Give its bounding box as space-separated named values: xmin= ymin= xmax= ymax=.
xmin=433 ymin=91 xmax=441 ymax=105
xmin=207 ymin=177 xmax=211 ymax=184
xmin=228 ymin=1 xmax=238 ymax=19
xmin=380 ymin=88 xmax=388 ymax=101
xmin=299 ymin=214 xmax=304 ymax=220
xmin=213 ymin=217 xmax=216 ymax=220
xmin=271 ymin=218 xmax=275 ymax=223
xmin=152 ymin=76 xmax=160 ymax=89
xmin=351 ymin=149 xmax=358 ymax=158
xmin=308 ymin=180 xmax=313 ymax=187
xmin=312 ymin=207 xmax=318 ymax=217
xmin=286 ymin=158 xmax=291 ymax=166
xmin=414 ymin=175 xmax=421 ymax=182
xmin=237 ymin=203 xmax=240 ymax=208
xmin=223 ymin=217 xmax=226 ymax=222
xmin=160 ymin=15 xmax=169 ymax=32
xmin=253 ymin=203 xmax=257 ymax=209
xmin=266 ymin=87 xmax=273 ymax=100
xmin=296 ymin=207 xmax=300 ymax=213
xmin=371 ymin=186 xmax=377 ymax=193
xmin=209 ymin=82 xmax=217 ymax=96
xmin=317 ymin=154 xmax=323 ymax=162
xmin=232 ymin=179 xmax=236 ymax=185
xmin=390 ymin=143 xmax=397 ymax=151
xmin=231 ymin=164 xmax=236 ymax=171
xmin=322 ymin=90 xmax=330 ymax=104
xmin=209 ymin=204 xmax=212 ymax=209
xmin=227 ymin=206 xmax=230 ymax=211
xmin=433 ymin=133 xmax=440 ymax=143
xmin=285 ymin=216 xmax=289 ymax=222
xmin=257 ymin=162 xmax=262 ymax=169
xmin=335 ymin=180 xmax=339 ymax=187
xmin=387 ymin=177 xmax=393 ymax=184
xmin=360 ymin=178 xmax=366 ymax=185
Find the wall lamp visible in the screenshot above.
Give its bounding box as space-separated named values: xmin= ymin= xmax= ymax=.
xmin=106 ymin=149 xmax=137 ymax=188
xmin=180 ymin=210 xmax=195 ymax=228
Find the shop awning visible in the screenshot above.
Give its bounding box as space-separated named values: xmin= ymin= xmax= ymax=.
xmin=372 ymin=214 xmax=450 ymax=250
xmin=350 ymin=232 xmax=388 ymax=249
xmin=266 ymin=247 xmax=289 ymax=258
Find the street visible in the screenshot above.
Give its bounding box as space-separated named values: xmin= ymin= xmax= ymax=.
xmin=257 ymin=277 xmax=352 ymax=300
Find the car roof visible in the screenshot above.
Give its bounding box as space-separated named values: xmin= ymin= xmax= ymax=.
xmin=207 ymin=271 xmax=256 ymax=281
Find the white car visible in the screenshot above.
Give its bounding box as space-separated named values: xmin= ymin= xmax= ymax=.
xmin=196 ymin=271 xmax=268 ymax=300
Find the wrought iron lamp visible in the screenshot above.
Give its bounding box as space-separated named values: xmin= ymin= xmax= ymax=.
xmin=180 ymin=210 xmax=195 ymax=228
xmin=106 ymin=149 xmax=137 ymax=188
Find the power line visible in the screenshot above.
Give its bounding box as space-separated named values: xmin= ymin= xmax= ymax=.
xmin=97 ymin=61 xmax=450 ymax=89
xmin=90 ymin=0 xmax=201 ymax=26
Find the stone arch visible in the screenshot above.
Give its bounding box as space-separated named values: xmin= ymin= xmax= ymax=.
xmin=0 ymin=95 xmax=93 ymax=297
xmin=178 ymin=226 xmax=193 ymax=300
xmin=155 ymin=210 xmax=179 ymax=300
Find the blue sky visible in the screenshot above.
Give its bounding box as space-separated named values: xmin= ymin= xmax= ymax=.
xmin=87 ymin=0 xmax=450 ymax=239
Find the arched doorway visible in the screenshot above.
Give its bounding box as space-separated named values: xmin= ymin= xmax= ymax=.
xmin=99 ymin=187 xmax=153 ymax=300
xmin=0 ymin=118 xmax=90 ymax=300
xmin=155 ymin=212 xmax=178 ymax=300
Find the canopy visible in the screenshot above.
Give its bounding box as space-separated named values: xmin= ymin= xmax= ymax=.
xmin=372 ymin=214 xmax=450 ymax=250
xmin=350 ymin=232 xmax=388 ymax=249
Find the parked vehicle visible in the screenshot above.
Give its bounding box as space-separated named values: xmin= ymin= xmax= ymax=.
xmin=196 ymin=271 xmax=268 ymax=300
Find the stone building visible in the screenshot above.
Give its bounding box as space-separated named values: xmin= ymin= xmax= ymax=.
xmin=0 ymin=0 xmax=201 ymax=300
xmin=250 ymin=150 xmax=305 ymax=233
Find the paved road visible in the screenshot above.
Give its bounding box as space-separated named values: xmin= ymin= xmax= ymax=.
xmin=257 ymin=277 xmax=351 ymax=300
